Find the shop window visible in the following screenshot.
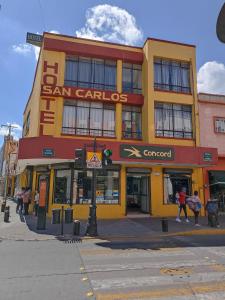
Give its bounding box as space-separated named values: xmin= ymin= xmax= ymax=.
xmin=73 ymin=169 xmax=120 ymax=204
xmin=122 ymin=105 xmax=142 ymax=139
xmin=155 ymin=102 xmax=193 ymax=139
xmin=62 ymin=100 xmax=115 ymax=137
xmin=64 ymin=56 xmax=116 ymax=91
xmin=122 ymin=63 xmax=142 ymax=94
xmin=215 ymin=117 xmax=225 ymax=133
xmin=163 ymin=170 xmax=191 ymax=204
xmin=53 ymin=169 xmax=71 ymax=204
xmin=154 ymin=58 xmax=191 ymax=93
xmin=208 ymin=171 xmax=225 ymax=211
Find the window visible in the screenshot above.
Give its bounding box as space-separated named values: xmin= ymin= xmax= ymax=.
xmin=122 ymin=105 xmax=142 ymax=139
xmin=155 ymin=102 xmax=192 ymax=139
xmin=215 ymin=118 xmax=225 ymax=133
xmin=53 ymin=169 xmax=71 ymax=204
xmin=62 ymin=100 xmax=115 ymax=137
xmin=122 ymin=63 xmax=142 ymax=94
xmin=23 ymin=111 xmax=30 ymax=137
xmin=65 ymin=56 xmax=116 ymax=91
xmin=73 ymin=169 xmax=120 ymax=204
xmin=154 ymin=58 xmax=191 ymax=93
xmin=163 ymin=170 xmax=191 ymax=204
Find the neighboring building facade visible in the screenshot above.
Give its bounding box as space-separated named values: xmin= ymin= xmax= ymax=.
xmin=199 ymin=93 xmax=225 ymax=210
xmin=0 ymin=136 xmax=18 ymax=197
xmin=17 ymin=32 xmax=217 ymax=218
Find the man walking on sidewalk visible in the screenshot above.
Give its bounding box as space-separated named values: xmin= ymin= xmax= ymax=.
xmin=176 ymin=187 xmax=189 ymax=223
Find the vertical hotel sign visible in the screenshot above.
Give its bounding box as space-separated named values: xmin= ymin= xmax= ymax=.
xmin=39 ymin=60 xmax=59 ymax=135
xmin=39 ymin=180 xmax=47 ymax=207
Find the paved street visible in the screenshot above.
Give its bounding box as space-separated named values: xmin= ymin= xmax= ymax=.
xmin=1 ymin=198 xmax=225 ymax=299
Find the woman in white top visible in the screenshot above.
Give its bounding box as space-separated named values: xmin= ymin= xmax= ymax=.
xmin=187 ymin=190 xmax=201 ymax=226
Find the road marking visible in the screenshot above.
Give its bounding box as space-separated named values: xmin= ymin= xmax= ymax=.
xmin=96 ymin=280 xmax=225 ymax=299
xmin=160 ymin=267 xmax=192 ymax=276
xmin=91 ymin=271 xmax=225 ymax=290
xmin=82 ymin=277 xmax=88 ymax=281
xmin=86 ymin=291 xmax=94 ymax=297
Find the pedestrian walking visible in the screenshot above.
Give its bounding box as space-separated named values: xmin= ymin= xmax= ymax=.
xmin=34 ymin=190 xmax=39 ymax=216
xmin=16 ymin=187 xmax=25 ymax=213
xmin=176 ymin=187 xmax=189 ymax=223
xmin=22 ymin=187 xmax=31 ymax=215
xmin=206 ymin=198 xmax=220 ymax=228
xmin=186 ymin=191 xmax=202 ymax=226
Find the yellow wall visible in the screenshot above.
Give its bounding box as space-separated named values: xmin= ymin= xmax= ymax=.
xmin=143 ymin=39 xmax=199 ymax=147
xmin=23 ymin=51 xmax=44 ymax=137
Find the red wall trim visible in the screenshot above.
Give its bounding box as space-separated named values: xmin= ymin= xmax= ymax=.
xmin=43 ymin=38 xmax=143 ymax=63
xmin=198 ymin=100 xmax=225 ymax=106
xmin=41 ymin=85 xmax=144 ymax=106
xmin=18 ymin=136 xmax=218 ymax=166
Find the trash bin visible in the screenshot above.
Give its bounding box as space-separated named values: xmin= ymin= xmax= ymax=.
xmin=4 ymin=206 xmax=10 ymax=222
xmin=65 ymin=208 xmax=73 ymax=224
xmin=52 ymin=208 xmax=61 ymax=224
xmin=73 ymin=220 xmax=80 ymax=235
xmin=161 ymin=218 xmax=168 ymax=232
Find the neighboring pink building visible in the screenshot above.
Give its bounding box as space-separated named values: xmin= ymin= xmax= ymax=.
xmin=198 ymin=93 xmax=225 ymax=210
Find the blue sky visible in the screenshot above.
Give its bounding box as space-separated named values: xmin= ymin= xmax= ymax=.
xmin=0 ymin=0 xmax=225 ymax=144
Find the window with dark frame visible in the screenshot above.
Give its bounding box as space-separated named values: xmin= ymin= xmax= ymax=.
xmin=215 ymin=117 xmax=225 ymax=133
xmin=163 ymin=170 xmax=192 ymax=205
xmin=64 ymin=56 xmax=117 ymax=91
xmin=122 ymin=63 xmax=142 ymax=94
xmin=154 ymin=58 xmax=191 ymax=94
xmin=155 ymin=102 xmax=193 ymax=139
xmin=73 ymin=169 xmax=120 ymax=204
xmin=122 ymin=105 xmax=142 ymax=139
xmin=62 ymin=100 xmax=115 ymax=137
xmin=53 ymin=169 xmax=71 ymax=204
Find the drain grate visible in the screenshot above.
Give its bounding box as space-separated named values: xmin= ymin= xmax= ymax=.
xmin=64 ymin=238 xmax=82 ymax=244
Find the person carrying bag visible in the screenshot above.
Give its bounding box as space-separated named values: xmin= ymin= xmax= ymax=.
xmin=186 ymin=191 xmax=202 ymax=226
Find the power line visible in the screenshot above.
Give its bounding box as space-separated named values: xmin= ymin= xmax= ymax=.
xmin=1 ymin=124 xmax=17 ymax=138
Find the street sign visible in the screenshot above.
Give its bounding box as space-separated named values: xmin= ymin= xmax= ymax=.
xmin=86 ymin=151 xmax=102 ymax=169
xmin=42 ymin=148 xmax=54 ymax=157
xmin=26 ymin=32 xmax=43 ymax=47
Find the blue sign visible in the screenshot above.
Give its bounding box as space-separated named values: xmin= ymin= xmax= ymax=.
xmin=42 ymin=148 xmax=54 ymax=157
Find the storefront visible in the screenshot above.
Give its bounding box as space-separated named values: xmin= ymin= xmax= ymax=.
xmin=18 ymin=136 xmax=217 ymax=218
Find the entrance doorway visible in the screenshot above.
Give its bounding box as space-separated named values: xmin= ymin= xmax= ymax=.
xmin=126 ymin=169 xmax=151 ymax=214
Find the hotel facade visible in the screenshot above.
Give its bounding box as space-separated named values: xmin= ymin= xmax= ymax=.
xmin=17 ymin=32 xmax=217 ymax=218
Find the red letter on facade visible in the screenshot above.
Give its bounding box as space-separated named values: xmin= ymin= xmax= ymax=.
xmin=43 ymin=61 xmax=58 ymax=74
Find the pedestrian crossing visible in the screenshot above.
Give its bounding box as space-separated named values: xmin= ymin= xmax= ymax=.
xmin=77 ymin=239 xmax=225 ymax=299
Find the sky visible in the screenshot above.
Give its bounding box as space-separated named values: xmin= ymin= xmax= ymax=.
xmin=0 ymin=0 xmax=225 ymax=144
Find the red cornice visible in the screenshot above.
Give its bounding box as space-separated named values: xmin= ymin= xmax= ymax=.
xmin=43 ymin=38 xmax=143 ymax=64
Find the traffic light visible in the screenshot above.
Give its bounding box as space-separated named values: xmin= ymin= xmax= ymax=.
xmin=75 ymin=149 xmax=86 ymax=168
xmin=102 ymin=149 xmax=112 ymax=166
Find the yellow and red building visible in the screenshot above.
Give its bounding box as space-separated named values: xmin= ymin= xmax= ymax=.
xmin=17 ymin=32 xmax=217 ymax=218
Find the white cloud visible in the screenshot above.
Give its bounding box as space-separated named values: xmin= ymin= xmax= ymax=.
xmin=0 ymin=123 xmax=22 ymax=140
xmin=197 ymin=61 xmax=225 ymax=95
xmin=76 ymin=4 xmax=143 ymax=46
xmin=12 ymin=30 xmax=60 ymax=61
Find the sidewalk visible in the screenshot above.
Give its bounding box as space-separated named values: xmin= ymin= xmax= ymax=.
xmin=1 ymin=197 xmax=225 ymax=241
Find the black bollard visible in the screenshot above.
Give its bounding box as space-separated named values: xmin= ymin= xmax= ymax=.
xmin=161 ymin=218 xmax=168 ymax=232
xmin=4 ymin=206 xmax=10 ymax=222
xmin=73 ymin=220 xmax=80 ymax=236
xmin=1 ymin=201 xmax=6 ymax=213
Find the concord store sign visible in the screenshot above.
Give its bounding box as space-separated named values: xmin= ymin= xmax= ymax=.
xmin=120 ymin=145 xmax=174 ymax=160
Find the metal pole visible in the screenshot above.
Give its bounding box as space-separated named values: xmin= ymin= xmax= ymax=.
xmin=61 ymin=205 xmax=64 ymax=236
xmin=86 ymin=138 xmax=98 ymax=236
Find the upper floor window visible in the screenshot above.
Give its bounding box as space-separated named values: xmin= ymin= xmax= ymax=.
xmin=215 ymin=117 xmax=225 ymax=133
xmin=154 ymin=58 xmax=191 ymax=94
xmin=62 ymin=100 xmax=115 ymax=137
xmin=22 ymin=111 xmax=30 ymax=137
xmin=155 ymin=102 xmax=192 ymax=139
xmin=64 ymin=56 xmax=116 ymax=91
xmin=122 ymin=105 xmax=142 ymax=139
xmin=122 ymin=63 xmax=142 ymax=94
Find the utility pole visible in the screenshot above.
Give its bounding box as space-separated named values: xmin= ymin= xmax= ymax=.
xmin=1 ymin=124 xmax=17 ymax=198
